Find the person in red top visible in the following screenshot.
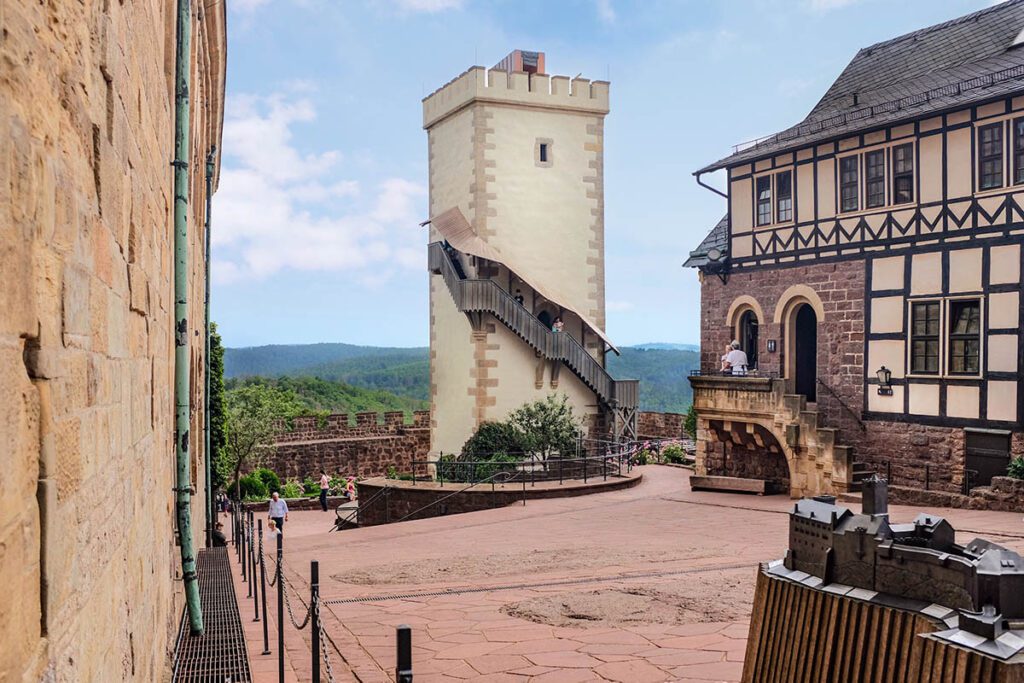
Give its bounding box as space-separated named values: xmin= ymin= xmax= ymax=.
xmin=345 ymin=477 xmax=356 ymax=502
xmin=318 ymin=470 xmax=330 ymax=512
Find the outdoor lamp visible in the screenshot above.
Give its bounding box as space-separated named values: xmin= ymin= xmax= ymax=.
xmin=876 ymin=366 xmax=893 ymax=396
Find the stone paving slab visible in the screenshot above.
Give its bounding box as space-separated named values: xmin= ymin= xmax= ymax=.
xmin=231 ymin=466 xmax=1024 ymax=681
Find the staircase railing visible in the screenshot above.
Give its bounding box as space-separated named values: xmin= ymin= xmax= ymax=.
xmin=815 ymin=378 xmax=867 ymax=431
xmin=429 ymin=241 xmax=636 ymax=408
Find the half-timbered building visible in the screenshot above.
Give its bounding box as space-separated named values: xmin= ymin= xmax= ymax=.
xmin=686 ymin=2 xmax=1024 ymax=500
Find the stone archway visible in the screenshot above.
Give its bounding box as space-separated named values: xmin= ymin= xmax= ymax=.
xmin=705 ymin=419 xmax=792 ymax=494
xmin=774 ymin=285 xmax=825 ymax=397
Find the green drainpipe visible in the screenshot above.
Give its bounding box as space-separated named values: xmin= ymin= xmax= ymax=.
xmin=173 ymin=0 xmax=203 ymax=635
xmin=204 ymin=146 xmax=215 ymax=548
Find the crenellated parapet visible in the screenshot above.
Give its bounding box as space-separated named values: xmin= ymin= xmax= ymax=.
xmin=423 ymin=66 xmax=610 ymax=128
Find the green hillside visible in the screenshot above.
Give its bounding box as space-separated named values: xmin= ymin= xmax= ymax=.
xmin=225 ymin=375 xmax=428 ymax=414
xmin=224 ymin=342 xmax=700 ymax=413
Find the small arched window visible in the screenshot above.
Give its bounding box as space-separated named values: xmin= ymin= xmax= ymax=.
xmin=739 ymin=309 xmax=759 ymax=370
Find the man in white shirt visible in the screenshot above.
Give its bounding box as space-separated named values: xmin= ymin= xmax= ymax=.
xmin=268 ymin=492 xmax=289 ymax=532
xmin=724 ymin=340 xmax=749 ymax=376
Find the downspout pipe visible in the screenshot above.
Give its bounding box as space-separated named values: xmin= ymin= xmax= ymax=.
xmin=173 ymin=0 xmax=203 ymax=635
xmin=694 ymin=170 xmax=728 ymax=199
xmin=204 ymin=146 xmax=216 ymax=548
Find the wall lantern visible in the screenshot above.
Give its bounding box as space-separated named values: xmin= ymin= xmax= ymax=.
xmin=876 ymin=366 xmax=893 ymax=396
xmin=766 ymin=339 xmax=777 ymax=353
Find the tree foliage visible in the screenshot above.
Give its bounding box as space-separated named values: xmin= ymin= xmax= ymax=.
xmin=218 ymin=383 xmax=307 ymax=500
xmin=225 ymin=374 xmax=427 ymax=414
xmin=508 ymin=394 xmax=581 ymax=459
xmin=684 ymin=404 xmax=697 ymax=440
xmin=460 ymin=421 xmax=529 ymax=459
xmin=209 ymin=322 xmax=227 ymax=489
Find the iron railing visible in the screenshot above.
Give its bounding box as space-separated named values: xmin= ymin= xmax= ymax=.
xmin=429 ymin=241 xmax=637 ymax=409
xmin=410 ymin=450 xmax=631 ymax=487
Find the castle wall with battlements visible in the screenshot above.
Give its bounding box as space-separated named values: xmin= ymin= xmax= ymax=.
xmin=0 ymin=2 xmax=225 ymax=680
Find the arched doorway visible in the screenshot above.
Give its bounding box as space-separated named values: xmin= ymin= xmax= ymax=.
xmin=537 ymin=310 xmax=553 ymax=329
xmin=794 ymin=304 xmax=817 ymax=402
xmin=738 ymin=309 xmax=759 ymax=370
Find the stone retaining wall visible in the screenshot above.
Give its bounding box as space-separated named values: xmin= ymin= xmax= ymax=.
xmin=355 ymin=472 xmax=642 ymax=526
xmin=887 ymin=476 xmax=1024 ymax=512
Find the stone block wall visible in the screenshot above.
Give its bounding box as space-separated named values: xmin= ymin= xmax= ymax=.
xmin=0 ymin=2 xmax=225 ymax=680
xmin=262 ymin=411 xmax=431 ymax=481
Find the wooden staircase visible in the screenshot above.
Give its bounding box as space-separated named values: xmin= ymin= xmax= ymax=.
xmin=429 ymin=241 xmax=638 ymax=412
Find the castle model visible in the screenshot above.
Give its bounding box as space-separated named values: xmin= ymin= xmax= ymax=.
xmin=423 ymin=51 xmax=637 ymax=456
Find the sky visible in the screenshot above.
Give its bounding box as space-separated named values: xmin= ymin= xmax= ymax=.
xmin=212 ymin=0 xmax=999 ymax=349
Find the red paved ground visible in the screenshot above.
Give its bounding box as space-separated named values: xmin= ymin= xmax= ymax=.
xmin=233 ymin=466 xmax=1024 ymax=682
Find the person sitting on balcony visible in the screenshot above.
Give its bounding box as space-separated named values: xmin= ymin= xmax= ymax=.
xmin=720 ymin=343 xmax=732 ymax=373
xmin=723 ymin=340 xmax=749 ymax=376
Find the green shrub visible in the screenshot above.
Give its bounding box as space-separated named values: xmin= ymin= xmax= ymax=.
xmin=235 ymin=473 xmax=268 ymax=500
xmin=280 ymin=480 xmax=304 ymax=499
xmin=461 ymin=421 xmax=528 ymax=459
xmin=254 ymin=467 xmax=281 ymax=495
xmin=684 ymin=404 xmax=697 ymax=440
xmin=437 ymin=452 xmax=519 ymax=483
xmin=632 ymin=450 xmax=650 ymax=466
xmin=302 ymin=477 xmax=318 ymax=495
xmin=662 ymin=444 xmax=687 ymax=464
xmin=1009 ymin=457 xmax=1024 ymax=480
xmin=329 ymin=475 xmax=346 ymax=491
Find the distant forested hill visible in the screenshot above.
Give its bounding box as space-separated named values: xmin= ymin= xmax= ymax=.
xmin=225 ymin=375 xmax=428 ymax=413
xmin=606 ymin=347 xmax=699 ymax=413
xmin=224 ymin=342 xmax=699 ymax=413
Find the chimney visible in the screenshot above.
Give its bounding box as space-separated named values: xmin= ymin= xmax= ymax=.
xmin=862 ymin=474 xmax=888 ymax=517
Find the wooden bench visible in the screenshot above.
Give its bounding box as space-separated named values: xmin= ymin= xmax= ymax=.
xmin=690 ymin=475 xmax=769 ymax=495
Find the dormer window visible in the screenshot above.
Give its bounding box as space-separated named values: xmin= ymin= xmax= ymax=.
xmin=756 ymin=176 xmax=772 ymax=226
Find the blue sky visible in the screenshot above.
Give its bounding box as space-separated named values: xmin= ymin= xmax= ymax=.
xmin=213 ymin=0 xmax=996 ymax=349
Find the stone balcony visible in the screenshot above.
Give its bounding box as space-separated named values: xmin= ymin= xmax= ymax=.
xmin=688 ymin=374 xmax=854 ymax=497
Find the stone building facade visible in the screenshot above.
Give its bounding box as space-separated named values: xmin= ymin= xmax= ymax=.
xmin=1 ymin=1 xmax=225 ymax=680
xmin=686 ymin=3 xmax=1024 ymax=499
xmin=424 ymin=51 xmax=638 ymax=458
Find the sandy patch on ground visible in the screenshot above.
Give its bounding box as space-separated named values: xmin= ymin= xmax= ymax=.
xmin=501 ymin=572 xmax=753 ymax=628
xmin=332 ymin=546 xmax=717 ymax=586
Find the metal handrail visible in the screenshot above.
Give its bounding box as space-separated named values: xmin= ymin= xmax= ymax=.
xmin=330 ymin=484 xmax=390 ymax=532
xmin=429 ymin=242 xmax=636 ymax=408
xmin=816 ymin=378 xmax=867 ymax=431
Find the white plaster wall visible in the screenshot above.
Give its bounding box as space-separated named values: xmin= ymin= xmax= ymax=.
xmin=429 ymin=274 xmax=478 ymax=455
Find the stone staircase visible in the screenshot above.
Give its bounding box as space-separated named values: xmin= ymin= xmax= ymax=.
xmin=776 ymin=392 xmax=863 ymax=496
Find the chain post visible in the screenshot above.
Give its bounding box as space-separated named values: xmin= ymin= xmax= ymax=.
xmin=248 ymin=512 xmax=256 ymax=597
xmin=311 ymin=561 xmax=320 ymax=682
xmin=259 ymin=520 xmax=270 ymax=654
xmin=396 ymin=625 xmax=413 ymax=683
xmin=251 ymin=513 xmax=260 ymax=621
xmin=277 ymin=532 xmax=284 ymax=683
xmin=241 ymin=509 xmax=248 ymax=583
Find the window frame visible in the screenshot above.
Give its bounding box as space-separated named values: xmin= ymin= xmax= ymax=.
xmin=946 ymin=297 xmax=983 ymax=377
xmin=756 ymin=175 xmax=772 ymax=227
xmin=839 ymin=155 xmax=860 ymax=213
xmin=978 ymin=122 xmax=1004 ymax=191
xmin=775 ymin=170 xmax=793 ymax=224
xmin=892 ymin=142 xmax=914 ymax=205
xmin=1014 ymin=117 xmax=1024 ymax=186
xmin=865 ymin=149 xmax=886 ymax=209
xmin=908 ymin=299 xmax=942 ymax=377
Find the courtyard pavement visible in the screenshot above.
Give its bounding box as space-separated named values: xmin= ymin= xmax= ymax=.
xmin=237 ymin=466 xmax=1024 ymax=682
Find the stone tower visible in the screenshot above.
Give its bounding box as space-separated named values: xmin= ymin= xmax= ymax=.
xmin=423 ymin=51 xmax=636 ymax=456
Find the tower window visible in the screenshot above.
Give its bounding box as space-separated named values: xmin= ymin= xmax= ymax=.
xmin=535 ymin=138 xmax=553 ymax=167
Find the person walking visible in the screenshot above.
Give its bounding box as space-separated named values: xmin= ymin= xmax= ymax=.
xmin=268 ymin=491 xmax=288 ymax=532
xmin=318 ymin=470 xmax=331 ymax=512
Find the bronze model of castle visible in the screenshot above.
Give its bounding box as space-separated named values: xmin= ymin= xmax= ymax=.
xmin=743 ymin=477 xmax=1024 ymax=681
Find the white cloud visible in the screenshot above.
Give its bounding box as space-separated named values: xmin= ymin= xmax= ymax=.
xmin=594 ymin=0 xmax=615 ymax=25
xmin=393 ymin=0 xmax=464 ymax=13
xmin=212 ymin=92 xmax=426 ymax=285
xmin=606 ymin=300 xmax=634 ymax=313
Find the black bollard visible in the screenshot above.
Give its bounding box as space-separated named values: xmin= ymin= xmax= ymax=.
xmin=277 ymin=532 xmax=284 ymax=683
xmin=311 ymin=561 xmax=320 ymax=682
xmin=396 ymin=625 xmax=413 ymax=682
xmin=259 ymin=520 xmax=270 ymax=654
xmin=246 ymin=512 xmax=253 ymax=596
xmin=251 ymin=512 xmax=259 ymax=621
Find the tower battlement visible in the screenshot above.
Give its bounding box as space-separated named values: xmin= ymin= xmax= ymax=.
xmin=423 ymin=65 xmax=610 ymax=129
